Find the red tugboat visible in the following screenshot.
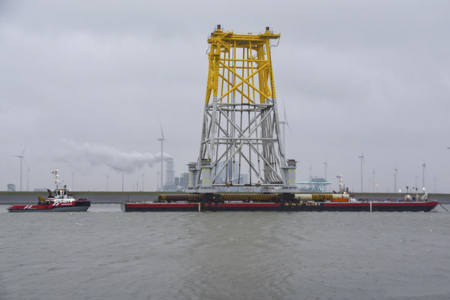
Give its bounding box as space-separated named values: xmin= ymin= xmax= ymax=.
xmin=8 ymin=169 xmax=90 ymax=212
xmin=121 ymin=193 xmax=438 ymax=212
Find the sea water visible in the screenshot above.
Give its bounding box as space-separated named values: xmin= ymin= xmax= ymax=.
xmin=1 ymin=205 xmax=449 ymax=300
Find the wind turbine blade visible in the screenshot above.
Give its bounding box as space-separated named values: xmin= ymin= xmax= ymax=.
xmin=22 ymin=146 xmax=26 ymax=157
xmin=158 ymin=119 xmax=167 ymax=142
xmin=286 ymin=122 xmax=292 ymax=133
xmin=280 ymin=96 xmax=291 ymax=134
xmin=158 ymin=120 xmax=169 ymax=143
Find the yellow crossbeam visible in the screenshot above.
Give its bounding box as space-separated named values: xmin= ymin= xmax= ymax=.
xmin=219 ymin=61 xmax=270 ymax=102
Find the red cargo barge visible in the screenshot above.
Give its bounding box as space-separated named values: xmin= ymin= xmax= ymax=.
xmin=121 ymin=193 xmax=438 ymax=212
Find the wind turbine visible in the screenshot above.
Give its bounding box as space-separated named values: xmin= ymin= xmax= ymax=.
xmin=14 ymin=147 xmax=26 ymax=191
xmin=372 ymin=170 xmax=375 ymax=193
xmin=323 ymin=159 xmax=328 ymax=192
xmin=279 ymin=97 xmax=291 ymax=156
xmin=158 ymin=120 xmax=167 ymax=191
xmin=26 ymin=163 xmax=30 ymax=192
xmin=422 ymin=162 xmax=426 ymax=192
xmin=358 ymin=152 xmax=364 ymax=192
xmin=394 ymin=168 xmax=398 ymax=193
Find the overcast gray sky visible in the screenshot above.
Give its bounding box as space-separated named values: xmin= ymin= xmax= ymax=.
xmin=1 ymin=0 xmax=449 ymax=193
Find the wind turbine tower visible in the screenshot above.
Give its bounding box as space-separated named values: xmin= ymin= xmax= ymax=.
xmin=394 ymin=168 xmax=398 ymax=193
xmin=14 ymin=147 xmax=25 ymax=191
xmin=279 ymin=98 xmax=291 ymax=155
xmin=26 ymin=164 xmax=30 ymax=191
xmin=158 ymin=121 xmax=167 ymax=191
xmin=359 ymin=153 xmax=364 ymax=192
xmin=422 ymin=162 xmax=426 ymax=192
xmin=372 ymin=170 xmax=375 ymax=193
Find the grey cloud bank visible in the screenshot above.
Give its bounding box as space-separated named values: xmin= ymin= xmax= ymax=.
xmin=1 ymin=0 xmax=449 ymax=192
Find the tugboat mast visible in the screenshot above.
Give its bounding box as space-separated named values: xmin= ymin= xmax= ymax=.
xmin=54 ymin=168 xmax=59 ymax=190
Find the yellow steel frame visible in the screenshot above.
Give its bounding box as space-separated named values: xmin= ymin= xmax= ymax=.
xmin=205 ymin=27 xmax=280 ymax=105
xmin=192 ymin=26 xmax=291 ymax=191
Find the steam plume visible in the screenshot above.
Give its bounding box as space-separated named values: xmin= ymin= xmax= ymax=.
xmin=56 ymin=139 xmax=170 ymax=174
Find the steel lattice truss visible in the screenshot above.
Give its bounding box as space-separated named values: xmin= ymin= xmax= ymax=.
xmin=194 ymin=25 xmax=288 ymax=189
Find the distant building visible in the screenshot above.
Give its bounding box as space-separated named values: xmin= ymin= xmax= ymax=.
xmin=166 ymin=158 xmax=175 ymax=187
xmin=179 ymin=172 xmax=189 ymax=191
xmin=163 ymin=158 xmax=176 ymax=191
xmin=7 ymin=184 xmax=15 ymax=191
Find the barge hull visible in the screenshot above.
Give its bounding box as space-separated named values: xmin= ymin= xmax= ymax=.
xmin=121 ymin=201 xmax=438 ymax=212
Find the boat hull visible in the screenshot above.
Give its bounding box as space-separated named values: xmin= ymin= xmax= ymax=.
xmin=8 ymin=200 xmax=91 ymax=212
xmin=121 ymin=201 xmax=438 ymax=212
